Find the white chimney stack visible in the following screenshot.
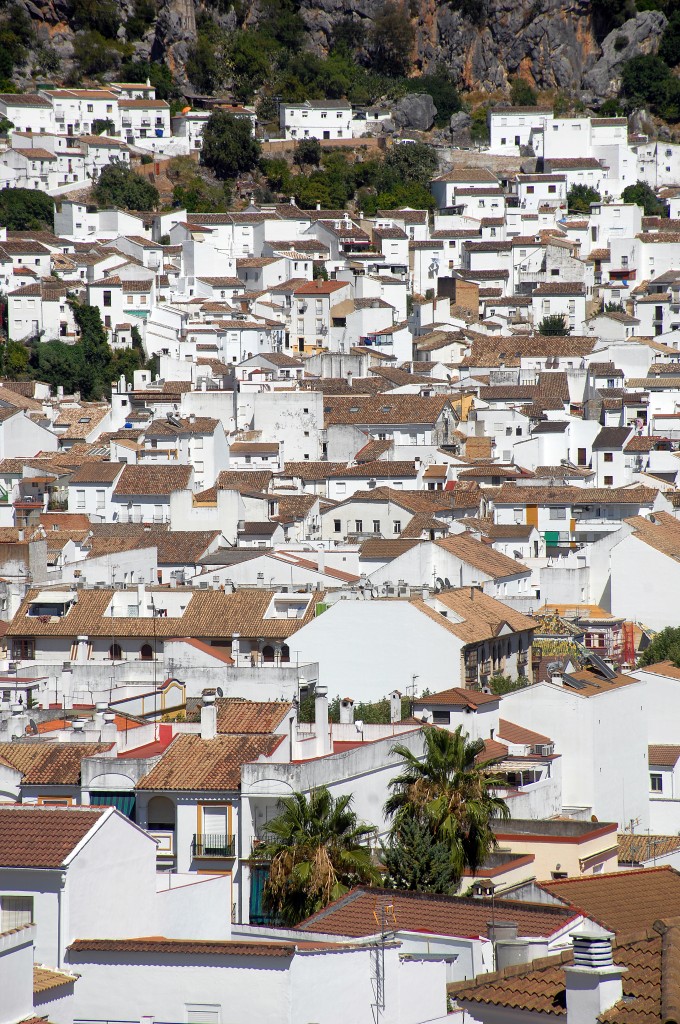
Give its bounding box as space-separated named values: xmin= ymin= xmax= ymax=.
xmin=390 ymin=690 xmax=402 ymax=724
xmin=201 ymin=692 xmax=217 ymax=741
xmin=339 ymin=698 xmax=354 ymax=725
xmin=565 ymin=932 xmax=625 ymax=1024
xmin=315 ymin=686 xmax=331 ymax=756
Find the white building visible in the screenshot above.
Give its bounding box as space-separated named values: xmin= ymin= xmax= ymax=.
xmin=280 ymin=100 xmax=352 ymax=140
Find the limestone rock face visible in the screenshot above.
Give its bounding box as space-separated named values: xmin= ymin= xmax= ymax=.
xmin=9 ymin=0 xmax=671 ymax=97
xmin=583 ymin=11 xmax=668 ymax=97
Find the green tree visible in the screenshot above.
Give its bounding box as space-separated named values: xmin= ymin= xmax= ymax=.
xmin=370 ymin=2 xmax=414 ymax=77
xmin=294 ymin=138 xmax=322 ymax=168
xmin=72 ymin=31 xmax=122 ymax=77
xmin=201 ymin=111 xmax=261 ymax=181
xmin=118 ymin=60 xmax=179 ymax=101
xmin=567 ymin=184 xmax=601 ymax=213
xmin=489 ymin=674 xmax=530 ymax=695
xmin=186 ymin=21 xmax=229 ymax=94
xmin=91 ymin=118 xmax=116 ymax=136
xmin=71 ymin=302 xmax=112 ymax=399
xmin=621 ymin=180 xmax=667 ymax=216
xmin=638 ymin=627 xmax=680 ymax=666
xmin=510 ymin=77 xmax=537 ymax=106
xmin=2 ymin=339 xmax=29 ymax=376
xmin=0 ymin=189 xmax=53 ymax=230
xmin=257 ymin=787 xmax=379 ymax=926
xmin=538 ymin=314 xmax=570 ymax=336
xmin=69 ymin=0 xmax=120 ymax=37
xmin=385 ymin=726 xmax=509 ymax=878
xmin=470 ymin=106 xmax=490 ymax=143
xmin=381 ymin=815 xmax=460 ymax=894
xmin=621 ymin=54 xmax=672 ymax=109
xmin=93 ymin=163 xmax=159 ymax=211
xmin=404 ymin=66 xmax=461 ymax=128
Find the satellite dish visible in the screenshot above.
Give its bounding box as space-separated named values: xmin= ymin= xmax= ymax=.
xmin=26 ymin=719 xmax=38 ymax=735
xmin=216 ymin=687 xmax=224 ymax=698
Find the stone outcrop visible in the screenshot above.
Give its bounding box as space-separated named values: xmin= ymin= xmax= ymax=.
xmin=393 ymin=94 xmax=437 ymax=131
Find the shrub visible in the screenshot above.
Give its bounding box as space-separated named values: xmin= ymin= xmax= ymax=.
xmin=0 ymin=189 xmax=53 ymax=230
xmin=621 ymin=180 xmax=667 ymax=215
xmin=92 ymin=163 xmax=159 ymax=211
xmin=510 ymin=77 xmax=537 ymax=106
xmin=538 ymin=314 xmax=570 ymax=336
xmin=568 ymin=184 xmax=601 ymax=213
xmin=73 ymin=31 xmax=121 ymax=77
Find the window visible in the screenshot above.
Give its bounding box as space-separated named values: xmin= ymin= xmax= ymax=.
xmin=140 ymin=643 xmax=154 ymax=660
xmin=526 ymin=186 xmax=535 ymax=194
xmin=0 ymin=895 xmax=33 ymax=930
xmin=355 ymin=520 xmax=363 ymax=533
xmin=96 ymin=489 xmax=105 ymax=511
xmin=393 ymin=520 xmax=401 ymax=534
xmin=334 ymin=519 xmax=341 ymax=532
xmin=373 ymin=520 xmax=380 ymax=533
xmin=76 ymin=489 xmax=86 ymax=510
xmin=549 ymin=507 xmax=567 ymax=520
xmin=12 ymin=638 xmax=35 ymax=660
xmin=109 ymin=643 xmax=122 ymax=661
xmin=604 ymin=476 xmax=613 ymax=486
xmin=651 ymin=773 xmax=663 ymax=792
xmin=103 ymin=290 xmax=111 ymax=307
xmin=603 ymin=452 xmax=613 ymax=462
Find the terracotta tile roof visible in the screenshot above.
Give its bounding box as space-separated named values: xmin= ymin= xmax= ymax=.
xmin=113 ymin=464 xmax=191 ymax=496
xmin=296 ymin=886 xmax=578 ymax=939
xmin=618 ymin=833 xmax=680 ymax=864
xmin=541 ymin=866 xmax=680 ymax=933
xmin=452 ymin=928 xmax=665 ymax=1020
xmin=7 ymin=587 xmax=322 ymax=640
xmin=68 ymin=937 xmax=296 ymax=957
xmin=217 ymin=469 xmax=272 ymax=493
xmin=434 ymin=533 xmax=528 ymax=579
xmin=359 ymin=538 xmax=419 ymax=559
xmin=412 ymin=588 xmax=536 ymax=645
xmin=69 ymin=462 xmax=123 ymax=484
xmin=33 ymin=965 xmax=78 ymax=994
xmin=136 ymin=732 xmax=284 ymax=790
xmin=0 ymin=805 xmax=106 ymax=867
xmin=322 ymin=395 xmax=454 ymax=427
xmin=185 ymin=697 xmax=292 ymax=733
xmin=498 ymin=719 xmax=551 ymax=745
xmin=649 ymin=744 xmax=680 ymax=767
xmin=493 ymin=484 xmax=658 ymax=506
xmin=329 ymin=460 xmax=417 ymax=479
xmin=623 ymin=513 xmax=680 ymax=560
xmin=336 ymin=486 xmax=452 ymax=515
xmin=0 ymin=741 xmax=114 ymax=784
xmin=413 ymin=687 xmax=499 ymax=708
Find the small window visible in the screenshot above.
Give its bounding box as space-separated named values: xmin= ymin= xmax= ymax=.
xmin=604 ymin=475 xmax=613 ymax=485
xmin=651 ymin=773 xmax=663 ymax=793
xmin=549 ymin=507 xmax=567 ymax=520
xmin=373 ymin=520 xmax=380 ymax=533
xmin=603 ymin=452 xmax=614 ymax=462
xmin=393 ymin=520 xmax=401 ymax=534
xmin=0 ymin=895 xmax=33 ymax=930
xmin=355 ymin=520 xmax=363 ymax=533
xmin=334 ymin=519 xmax=341 ymax=533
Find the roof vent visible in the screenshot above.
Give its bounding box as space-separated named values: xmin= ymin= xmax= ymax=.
xmin=572 ymin=932 xmax=615 ymax=969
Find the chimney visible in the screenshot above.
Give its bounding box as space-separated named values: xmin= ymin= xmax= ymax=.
xmin=565 ymin=932 xmax=625 ymax=1024
xmin=101 ymin=710 xmax=118 ymax=744
xmin=70 ymin=719 xmax=86 ymax=741
xmin=95 ymin=700 xmax=108 ymax=732
xmin=551 ymin=671 xmax=563 ymax=686
xmin=201 ymin=692 xmax=217 ymax=741
xmin=390 ymin=690 xmax=402 ymax=724
xmin=422 ymin=585 xmax=430 ymax=602
xmin=339 ymin=697 xmax=354 ymax=724
xmin=9 ymin=703 xmax=28 ymax=739
xmin=314 ymin=685 xmax=331 ymax=756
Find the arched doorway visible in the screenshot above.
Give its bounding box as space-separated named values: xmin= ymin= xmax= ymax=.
xmin=262 ymin=645 xmax=275 ymax=664
xmin=281 ymin=644 xmax=290 ymax=664
xmin=109 ymin=643 xmax=122 ymax=661
xmin=140 ymin=643 xmax=153 ymax=661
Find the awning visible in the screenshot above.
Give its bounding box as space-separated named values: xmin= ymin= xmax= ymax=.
xmin=90 ymin=792 xmax=136 ymax=819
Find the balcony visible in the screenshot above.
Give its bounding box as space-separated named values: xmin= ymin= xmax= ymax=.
xmin=192 ymin=833 xmax=235 ymax=858
xmin=480 ymin=659 xmax=492 ymax=675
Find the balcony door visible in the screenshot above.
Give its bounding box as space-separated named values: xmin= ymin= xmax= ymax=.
xmin=202 ymin=805 xmax=230 ymax=855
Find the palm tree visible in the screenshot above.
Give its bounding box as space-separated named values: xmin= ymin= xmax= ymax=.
xmin=385 ymin=726 xmax=509 ymax=879
xmin=256 ymin=787 xmax=380 ymax=926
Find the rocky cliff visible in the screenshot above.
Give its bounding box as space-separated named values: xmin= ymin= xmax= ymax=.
xmin=13 ymin=0 xmax=669 ymax=97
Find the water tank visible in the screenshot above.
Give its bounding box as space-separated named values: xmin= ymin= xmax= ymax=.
xmin=487 ymin=920 xmax=518 ymax=944
xmin=496 ymin=940 xmax=531 ymax=970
